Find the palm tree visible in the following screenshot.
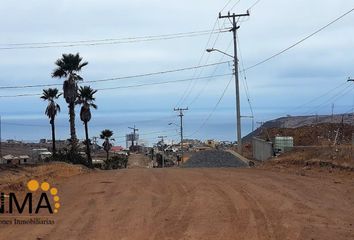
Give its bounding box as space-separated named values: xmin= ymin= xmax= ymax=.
xmin=100 ymin=129 xmax=114 ymax=162
xmin=77 ymin=86 xmax=97 ymax=167
xmin=52 ymin=53 xmax=88 ymax=150
xmin=41 ymin=88 xmax=61 ymax=155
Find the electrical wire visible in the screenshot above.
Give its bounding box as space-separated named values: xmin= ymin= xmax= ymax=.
xmin=179 ymin=19 xmax=227 ymax=106
xmin=229 ymin=0 xmax=241 ymax=11
xmin=0 ymin=73 xmax=232 ymax=98
xmin=287 ymin=81 xmax=349 ymax=114
xmin=243 ymin=7 xmax=354 ymax=72
xmin=0 ymin=29 xmax=230 ymax=50
xmin=187 ymin=75 xmax=233 ymax=137
xmin=237 ymin=35 xmax=254 ymax=118
xmin=173 ymin=18 xmax=221 ymax=108
xmin=304 ymin=83 xmax=354 ymax=115
xmin=247 ymin=0 xmax=262 ymax=11
xmin=0 ymin=61 xmax=231 ymax=90
xmin=187 ymin=39 xmax=233 ymax=106
xmin=220 ymin=0 xmax=234 ymax=12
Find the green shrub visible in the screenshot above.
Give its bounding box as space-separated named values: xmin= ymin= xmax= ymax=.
xmin=47 ymin=150 xmax=89 ymax=167
xmin=104 ymin=155 xmax=128 ymax=170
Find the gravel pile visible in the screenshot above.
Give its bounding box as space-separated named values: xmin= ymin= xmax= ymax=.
xmin=183 ymin=150 xmax=247 ymax=168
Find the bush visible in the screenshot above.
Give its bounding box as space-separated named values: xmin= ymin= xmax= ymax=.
xmin=104 ymin=155 xmax=128 ymax=170
xmin=47 ymin=150 xmax=89 ymax=167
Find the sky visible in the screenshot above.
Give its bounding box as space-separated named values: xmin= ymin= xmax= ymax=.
xmin=0 ymin=0 xmax=353 ymax=146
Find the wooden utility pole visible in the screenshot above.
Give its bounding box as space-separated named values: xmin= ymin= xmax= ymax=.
xmin=174 ymin=107 xmax=188 ymax=164
xmin=158 ymin=136 xmax=167 ymax=143
xmin=128 ymin=125 xmax=138 ymax=148
xmin=219 ymin=11 xmax=250 ymax=155
xmin=158 ymin=136 xmax=167 ymax=168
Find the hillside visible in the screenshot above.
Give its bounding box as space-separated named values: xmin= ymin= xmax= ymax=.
xmin=244 ymin=113 xmax=354 ymax=142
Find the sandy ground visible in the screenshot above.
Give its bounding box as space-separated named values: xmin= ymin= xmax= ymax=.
xmin=0 ymin=162 xmax=353 ymax=240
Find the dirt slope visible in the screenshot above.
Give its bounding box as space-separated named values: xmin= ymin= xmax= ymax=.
xmin=0 ymin=168 xmax=353 ymax=240
xmin=127 ymin=153 xmax=151 ymax=168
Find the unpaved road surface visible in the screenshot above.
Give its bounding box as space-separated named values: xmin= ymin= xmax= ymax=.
xmin=1 ymin=168 xmax=353 ymax=240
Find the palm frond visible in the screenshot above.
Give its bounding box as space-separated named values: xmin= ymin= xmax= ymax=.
xmin=100 ymin=129 xmax=113 ymax=139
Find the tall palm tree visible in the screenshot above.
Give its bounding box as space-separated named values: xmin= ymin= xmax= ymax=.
xmin=77 ymin=86 xmax=97 ymax=167
xmin=100 ymin=129 xmax=114 ymax=162
xmin=52 ymin=53 xmax=88 ymax=150
xmin=41 ymin=88 xmax=61 ymax=155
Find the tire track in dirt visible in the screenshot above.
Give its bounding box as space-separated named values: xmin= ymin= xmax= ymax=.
xmin=1 ymin=167 xmax=353 ymax=240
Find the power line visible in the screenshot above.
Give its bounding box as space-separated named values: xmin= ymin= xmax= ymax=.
xmin=174 ymin=18 xmax=221 ymax=108
xmin=0 ymin=61 xmax=231 ymax=90
xmin=1 ymin=30 xmax=223 ymax=46
xmin=304 ymin=83 xmax=354 ymax=115
xmin=220 ymin=0 xmax=234 ymax=12
xmin=237 ymin=35 xmax=253 ymax=118
xmin=0 ymin=73 xmax=232 ymax=98
xmin=229 ymin=0 xmax=241 ymax=11
xmin=287 ymin=82 xmax=349 ymax=114
xmin=187 ymin=75 xmax=233 ymax=138
xmin=95 ymin=74 xmax=231 ymax=91
xmin=247 ymin=0 xmax=262 ymax=11
xmin=244 ymin=7 xmax=354 ymax=71
xmin=0 ymin=29 xmax=229 ymax=50
xmin=187 ymin=39 xmax=233 ymax=106
xmin=179 ymin=19 xmax=227 ymax=106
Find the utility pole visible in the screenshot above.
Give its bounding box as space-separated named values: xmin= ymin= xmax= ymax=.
xmin=128 ymin=125 xmax=138 ymax=148
xmin=331 ymin=103 xmax=334 ymax=122
xmin=158 ymin=136 xmax=167 ymax=143
xmin=256 ymin=121 xmax=264 ymax=128
xmin=158 ymin=136 xmax=167 ymax=168
xmin=219 ymin=11 xmax=250 ymax=155
xmin=174 ymin=107 xmax=188 ymax=164
xmin=92 ymin=136 xmax=98 ymax=151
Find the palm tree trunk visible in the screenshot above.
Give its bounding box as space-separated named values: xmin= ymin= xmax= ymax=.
xmin=84 ymin=121 xmax=92 ymax=167
xmin=68 ymin=102 xmax=77 ymax=149
xmin=51 ymin=118 xmax=56 ymax=155
xmin=106 ymin=150 xmax=109 ymax=162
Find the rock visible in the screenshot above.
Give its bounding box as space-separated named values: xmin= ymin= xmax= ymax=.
xmin=182 ymin=150 xmax=248 ymax=168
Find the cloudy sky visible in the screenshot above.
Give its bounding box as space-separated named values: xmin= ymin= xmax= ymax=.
xmin=0 ymin=0 xmax=353 ymax=145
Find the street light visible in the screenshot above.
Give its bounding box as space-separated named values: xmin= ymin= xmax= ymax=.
xmin=168 ymin=122 xmax=179 ymax=127
xmin=206 ymin=47 xmax=243 ymax=154
xmin=206 ymin=48 xmax=234 ymax=58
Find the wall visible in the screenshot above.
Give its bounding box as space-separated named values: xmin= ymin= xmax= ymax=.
xmin=252 ymin=137 xmax=273 ymax=161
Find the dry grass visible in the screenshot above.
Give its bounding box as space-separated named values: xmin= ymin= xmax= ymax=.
xmin=0 ymin=162 xmax=90 ymax=192
xmin=266 ymin=145 xmax=354 ymax=170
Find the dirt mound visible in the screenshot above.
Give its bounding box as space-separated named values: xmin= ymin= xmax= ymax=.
xmin=183 ymin=150 xmax=248 ymax=168
xmin=0 ymin=162 xmax=89 ymax=192
xmin=257 ymin=123 xmax=354 ymax=146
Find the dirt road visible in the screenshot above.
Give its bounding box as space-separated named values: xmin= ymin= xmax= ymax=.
xmin=1 ymin=168 xmax=353 ymax=240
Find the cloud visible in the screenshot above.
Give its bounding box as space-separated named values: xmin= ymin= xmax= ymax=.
xmin=0 ymin=0 xmax=353 ymax=141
